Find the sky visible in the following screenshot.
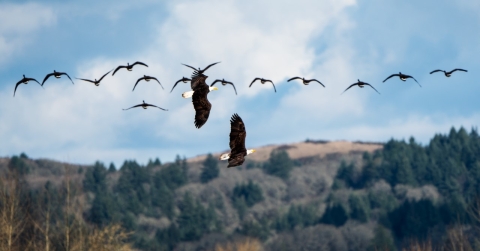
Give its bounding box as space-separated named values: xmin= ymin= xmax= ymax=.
xmin=0 ymin=0 xmax=479 ymax=167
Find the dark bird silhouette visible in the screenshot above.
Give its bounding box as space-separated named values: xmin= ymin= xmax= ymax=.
xmin=132 ymin=75 xmax=164 ymax=91
xmin=210 ymin=79 xmax=237 ymax=95
xmin=191 ymin=73 xmax=216 ymax=128
xmin=219 ymin=113 xmax=256 ymax=167
xmin=122 ymin=100 xmax=168 ymax=111
xmin=14 ymin=75 xmax=42 ymax=97
xmin=182 ymin=62 xmax=220 ymax=76
xmin=430 ymin=68 xmax=468 ymax=77
xmin=288 ymin=77 xmax=325 ymax=87
xmin=170 ymin=77 xmax=191 ymax=93
xmin=112 ymin=61 xmax=148 ymax=76
xmin=249 ymin=78 xmax=276 ymax=92
xmin=342 ymin=79 xmax=380 ymax=94
xmin=383 ymin=72 xmax=421 ymax=87
xmin=76 ymin=70 xmax=112 ymax=86
xmin=42 ymin=70 xmax=74 ymax=86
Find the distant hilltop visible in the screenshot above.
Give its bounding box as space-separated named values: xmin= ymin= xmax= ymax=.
xmin=187 ymin=140 xmax=383 ymax=163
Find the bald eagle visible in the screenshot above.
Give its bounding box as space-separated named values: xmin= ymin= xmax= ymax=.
xmin=219 ymin=113 xmax=256 ymax=167
xmin=190 ymin=73 xmax=217 ymax=128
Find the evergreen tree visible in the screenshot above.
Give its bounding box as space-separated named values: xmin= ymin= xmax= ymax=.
xmin=368 ymin=225 xmax=396 ymax=251
xmin=388 ymin=199 xmax=441 ymax=240
xmin=152 ymin=183 xmax=175 ymax=219
xmin=233 ymin=197 xmax=248 ymax=220
xmin=155 ymin=224 xmax=180 ymax=250
xmin=237 ymin=219 xmax=270 ymax=241
xmin=83 ymin=161 xmax=107 ymax=193
xmin=275 ymin=204 xmax=318 ymax=231
xmin=440 ymin=196 xmax=468 ymax=225
xmin=335 ymin=161 xmax=358 ymax=188
xmin=177 ymin=193 xmax=201 ymax=241
xmin=349 ymin=194 xmax=370 ymax=223
xmin=9 ymin=155 xmax=30 ymax=175
xmin=154 ymin=155 xmax=188 ymax=190
xmin=176 ymin=192 xmax=218 ymax=241
xmin=115 ymin=160 xmax=150 ymax=214
xmin=263 ymin=150 xmax=294 ymax=179
xmin=320 ymin=203 xmax=348 ymax=227
xmin=146 ymin=158 xmax=161 ymax=168
xmin=360 ymin=152 xmax=380 ymax=187
xmin=200 ymin=153 xmax=219 ymax=183
xmin=108 ymin=162 xmax=116 ymax=172
xmin=368 ymin=189 xmax=397 ymax=212
xmin=231 ymin=180 xmax=264 ymax=207
xmin=88 ymin=192 xmax=117 ymax=227
xmin=393 ymin=156 xmax=415 ymax=186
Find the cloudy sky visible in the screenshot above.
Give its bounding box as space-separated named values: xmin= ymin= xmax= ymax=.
xmin=1 ymin=0 xmax=479 ymax=166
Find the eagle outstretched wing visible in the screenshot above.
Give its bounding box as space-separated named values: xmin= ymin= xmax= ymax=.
xmin=228 ymin=113 xmax=247 ymax=167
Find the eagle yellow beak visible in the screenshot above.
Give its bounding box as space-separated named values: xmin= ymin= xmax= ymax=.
xmin=252 ymin=149 xmax=256 ymax=153
xmin=213 ymin=86 xmax=219 ymax=91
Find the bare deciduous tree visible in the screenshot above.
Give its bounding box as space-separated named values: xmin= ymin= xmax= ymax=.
xmin=0 ymin=172 xmax=25 ymax=251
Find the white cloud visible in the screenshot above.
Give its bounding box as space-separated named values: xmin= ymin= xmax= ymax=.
xmin=0 ymin=3 xmax=56 ymax=65
xmin=0 ymin=3 xmax=55 ymax=34
xmin=150 ymin=0 xmax=356 ymax=96
xmin=324 ymin=113 xmax=480 ymax=144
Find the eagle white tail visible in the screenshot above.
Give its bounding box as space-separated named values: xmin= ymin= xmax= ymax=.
xmin=219 ymin=153 xmax=230 ymax=160
xmin=182 ymin=91 xmax=194 ymax=98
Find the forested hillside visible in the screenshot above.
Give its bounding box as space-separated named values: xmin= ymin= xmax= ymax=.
xmin=2 ymin=127 xmax=480 ymax=250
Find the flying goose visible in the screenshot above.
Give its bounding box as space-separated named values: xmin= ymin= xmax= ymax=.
xmin=42 ymin=70 xmax=74 ymax=86
xmin=14 ymin=75 xmax=42 ymax=97
xmin=123 ymin=100 xmax=168 ymax=111
xmin=112 ymin=61 xmax=148 ymax=76
xmin=132 ymin=75 xmax=164 ymax=91
xmin=182 ymin=62 xmax=220 ymax=75
xmin=342 ymin=79 xmax=380 ymax=94
xmin=288 ymin=77 xmax=325 ymax=87
xmin=170 ymin=77 xmax=191 ymax=93
xmin=249 ymin=78 xmax=276 ymax=92
xmin=383 ymin=72 xmax=421 ymax=87
xmin=210 ymin=79 xmax=237 ymax=95
xmin=76 ymin=70 xmax=112 ymax=86
xmin=430 ymin=68 xmax=467 ymax=77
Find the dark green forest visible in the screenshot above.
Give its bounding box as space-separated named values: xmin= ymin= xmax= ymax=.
xmin=3 ymin=127 xmax=480 ymax=250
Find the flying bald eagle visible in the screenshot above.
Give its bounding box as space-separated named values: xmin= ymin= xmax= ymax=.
xmin=190 ymin=73 xmax=217 ymax=128
xmin=219 ymin=113 xmax=256 ymax=167
xmin=181 ymin=73 xmax=218 ymax=98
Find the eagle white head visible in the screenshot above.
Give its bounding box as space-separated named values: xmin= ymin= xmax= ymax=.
xmin=182 ymin=86 xmax=218 ymax=98
xmin=219 ymin=149 xmax=256 ymax=161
